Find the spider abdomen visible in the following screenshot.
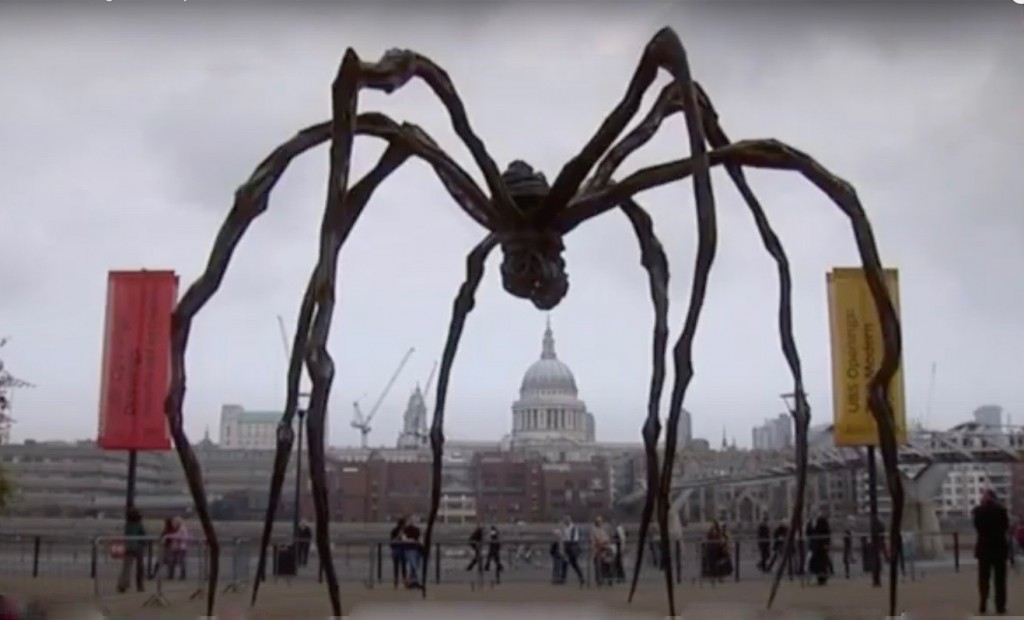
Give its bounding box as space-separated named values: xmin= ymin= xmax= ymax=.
xmin=499 ymin=231 xmax=569 ymax=310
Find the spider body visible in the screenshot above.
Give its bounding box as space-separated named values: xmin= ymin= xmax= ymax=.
xmin=164 ymin=26 xmax=905 ymax=620
xmin=498 ymin=160 xmax=569 ymax=309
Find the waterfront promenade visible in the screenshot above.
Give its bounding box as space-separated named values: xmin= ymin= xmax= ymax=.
xmin=3 ymin=570 xmax=1021 ymax=619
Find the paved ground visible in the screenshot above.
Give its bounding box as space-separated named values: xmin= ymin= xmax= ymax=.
xmin=3 ymin=569 xmax=1023 ymax=619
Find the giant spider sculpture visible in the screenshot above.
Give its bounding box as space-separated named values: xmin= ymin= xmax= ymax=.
xmin=163 ymin=27 xmax=905 ymax=618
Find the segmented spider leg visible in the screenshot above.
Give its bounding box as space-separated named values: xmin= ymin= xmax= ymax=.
xmin=294 ymin=48 xmax=400 ymax=617
xmin=251 ymin=281 xmax=313 ymax=605
xmin=562 ymin=139 xmax=903 ymax=616
xmin=167 ymin=120 xmax=341 ymax=616
xmin=356 ymin=49 xmax=512 ymax=222
xmin=544 ymin=27 xmax=702 ymax=223
xmin=618 ymin=199 xmax=670 ymax=604
xmin=250 ymin=143 xmax=411 ymax=607
xmin=677 ymin=84 xmax=811 ymax=609
xmin=422 ymin=234 xmax=500 ymax=599
xmin=648 ymin=29 xmax=715 ymax=620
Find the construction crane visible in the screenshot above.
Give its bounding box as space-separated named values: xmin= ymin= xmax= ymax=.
xmin=0 ymin=337 xmax=35 ymax=446
xmin=422 ymin=361 xmax=438 ymax=403
xmin=351 ymin=347 xmax=415 ymax=448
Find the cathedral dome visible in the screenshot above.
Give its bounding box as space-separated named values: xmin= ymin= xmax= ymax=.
xmin=519 ymin=320 xmax=577 ymax=397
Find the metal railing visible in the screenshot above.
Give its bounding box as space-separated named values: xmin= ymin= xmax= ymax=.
xmin=0 ymin=529 xmax=1014 ymax=605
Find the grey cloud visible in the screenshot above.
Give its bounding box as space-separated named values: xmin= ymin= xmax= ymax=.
xmin=1 ymin=3 xmax=1022 ymax=447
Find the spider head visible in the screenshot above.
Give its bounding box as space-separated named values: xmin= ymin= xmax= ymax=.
xmin=499 ymin=160 xmax=569 ymax=310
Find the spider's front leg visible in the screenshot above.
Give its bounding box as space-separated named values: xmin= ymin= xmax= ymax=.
xmin=166 ymin=120 xmax=339 ymax=618
xmin=421 ymin=234 xmax=499 ymax=599
xmin=689 ymin=93 xmax=812 ymax=611
xmin=250 ymin=141 xmax=411 ymax=607
xmin=547 ymin=28 xmax=715 ymax=618
xmin=297 ymin=49 xmax=367 ymax=618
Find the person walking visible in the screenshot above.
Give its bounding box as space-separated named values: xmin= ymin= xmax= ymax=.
xmin=612 ymin=520 xmax=627 ymax=582
xmin=561 ymin=516 xmax=585 ymax=586
xmin=807 ymin=515 xmax=832 ymax=586
xmin=483 ymin=525 xmax=503 ymax=583
xmin=973 ymin=489 xmax=1010 ymax=615
xmin=465 ymin=523 xmax=484 ymax=572
xmin=550 ymin=525 xmax=567 ymax=584
xmin=116 ymin=507 xmax=146 ymax=593
xmin=756 ymin=516 xmax=771 ymax=572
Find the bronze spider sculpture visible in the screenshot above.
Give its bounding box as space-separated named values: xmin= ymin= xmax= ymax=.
xmin=162 ymin=27 xmax=905 ymax=618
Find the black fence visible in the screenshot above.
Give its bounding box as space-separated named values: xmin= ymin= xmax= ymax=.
xmin=0 ymin=529 xmax=994 ymax=595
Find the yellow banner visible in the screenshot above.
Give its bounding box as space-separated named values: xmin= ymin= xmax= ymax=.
xmin=827 ymin=267 xmax=907 ymax=447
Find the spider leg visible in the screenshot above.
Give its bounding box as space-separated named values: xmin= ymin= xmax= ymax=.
xmin=553 ymin=29 xmax=714 ymax=618
xmin=357 ymin=49 xmax=513 ymax=222
xmin=542 ymin=27 xmax=706 ymax=224
xmin=171 ymin=76 xmax=494 ymax=618
xmin=250 ymin=142 xmax=411 ymax=607
xmin=561 ymin=139 xmax=904 ymax=616
xmin=578 ymin=79 xmax=812 ymax=608
xmin=422 ymin=233 xmax=500 ymax=599
xmin=166 ymin=121 xmax=342 ymax=617
xmin=690 ymin=88 xmax=811 ymax=610
xmin=294 ymin=49 xmax=379 ymax=618
xmin=617 ymin=199 xmax=670 ymax=605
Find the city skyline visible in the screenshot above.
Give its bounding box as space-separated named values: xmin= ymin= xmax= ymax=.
xmin=1 ymin=3 xmax=1022 ymax=449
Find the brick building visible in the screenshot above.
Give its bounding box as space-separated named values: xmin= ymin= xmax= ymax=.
xmin=313 ymin=449 xmax=612 ymax=523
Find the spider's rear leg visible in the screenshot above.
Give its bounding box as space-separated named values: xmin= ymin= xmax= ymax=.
xmin=617 ymin=199 xmax=671 ymax=604
xmin=422 ymin=234 xmax=499 ymax=599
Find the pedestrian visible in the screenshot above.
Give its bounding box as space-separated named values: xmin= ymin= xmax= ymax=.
xmin=402 ymin=515 xmax=424 ymax=589
xmin=756 ymin=516 xmax=771 ymax=572
xmin=590 ymin=516 xmax=613 ymax=586
xmin=465 ymin=522 xmax=483 ymax=572
xmin=973 ymin=489 xmax=1009 ymax=615
xmin=483 ymin=525 xmax=503 ymax=583
xmin=550 ymin=525 xmax=567 ymax=584
xmin=296 ymin=521 xmax=313 ymax=567
xmin=164 ymin=516 xmax=190 ymax=581
xmin=388 ymin=517 xmax=407 ymax=588
xmin=561 ymin=515 xmax=585 ymax=585
xmin=612 ymin=520 xmax=627 ymax=582
xmin=116 ymin=506 xmax=146 ymax=593
xmin=807 ymin=515 xmax=831 ymax=586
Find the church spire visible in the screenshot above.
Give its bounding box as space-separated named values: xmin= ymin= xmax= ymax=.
xmin=541 ymin=314 xmax=556 ymax=360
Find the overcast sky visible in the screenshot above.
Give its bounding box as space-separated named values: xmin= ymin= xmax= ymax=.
xmin=1 ymin=1 xmax=1021 ymax=449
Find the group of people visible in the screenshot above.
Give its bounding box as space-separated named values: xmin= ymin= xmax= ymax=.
xmin=752 ymin=515 xmax=834 ymax=585
xmin=549 ymin=515 xmax=626 ymax=587
xmin=116 ymin=507 xmax=191 ymax=594
xmin=388 ymin=514 xmax=425 ymax=590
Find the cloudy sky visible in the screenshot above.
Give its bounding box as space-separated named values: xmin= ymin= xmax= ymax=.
xmin=1 ymin=1 xmax=1021 ymax=449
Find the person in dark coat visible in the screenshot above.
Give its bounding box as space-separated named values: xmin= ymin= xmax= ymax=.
xmin=388 ymin=517 xmax=407 ymax=588
xmin=973 ymin=489 xmax=1010 ymax=615
xmin=465 ymin=523 xmax=484 ymax=572
xmin=756 ymin=516 xmax=771 ymax=572
xmin=807 ymin=515 xmax=832 ymax=585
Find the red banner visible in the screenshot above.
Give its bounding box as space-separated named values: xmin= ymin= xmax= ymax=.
xmin=97 ymin=270 xmax=178 ymax=451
